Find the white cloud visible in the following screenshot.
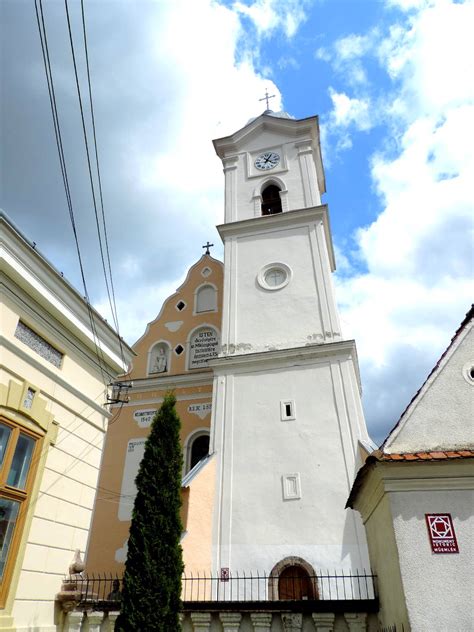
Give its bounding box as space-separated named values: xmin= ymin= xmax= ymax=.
xmin=334 ymin=33 xmax=374 ymax=60
xmin=328 ymin=89 xmax=373 ymax=130
xmin=334 ymin=0 xmax=474 ymax=441
xmin=233 ymin=0 xmax=308 ymax=38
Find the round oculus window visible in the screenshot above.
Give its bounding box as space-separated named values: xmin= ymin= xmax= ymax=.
xmin=265 ymin=268 xmax=287 ymax=287
xmin=257 ymin=263 xmax=291 ymax=291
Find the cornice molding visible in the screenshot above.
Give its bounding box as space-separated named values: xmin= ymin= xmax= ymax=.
xmin=126 ymin=371 xmax=214 ymax=392
xmin=216 ymin=205 xmax=335 ymax=271
xmin=351 ymin=460 xmax=474 ymax=521
xmin=0 ymin=217 xmax=133 ymax=372
xmin=212 ymin=114 xmax=325 ymax=196
xmin=209 ymin=339 xmax=360 ymax=376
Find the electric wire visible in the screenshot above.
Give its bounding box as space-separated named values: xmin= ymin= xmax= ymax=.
xmin=34 ymin=0 xmax=114 ymax=387
xmin=64 ymin=0 xmax=126 ymax=370
xmin=79 ymin=0 xmax=126 ymax=368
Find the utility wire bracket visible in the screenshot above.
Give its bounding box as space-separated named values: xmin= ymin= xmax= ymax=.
xmin=105 ymin=381 xmax=132 ymax=405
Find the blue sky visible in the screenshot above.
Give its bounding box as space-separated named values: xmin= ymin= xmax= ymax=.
xmin=2 ymin=0 xmax=473 ymax=443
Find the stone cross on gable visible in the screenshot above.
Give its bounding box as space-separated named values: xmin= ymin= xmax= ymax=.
xmin=259 ymin=89 xmax=276 ymax=111
xmin=202 ymin=241 xmax=214 ymax=255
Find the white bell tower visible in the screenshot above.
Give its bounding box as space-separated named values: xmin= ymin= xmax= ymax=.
xmin=209 ymin=111 xmax=371 ymax=577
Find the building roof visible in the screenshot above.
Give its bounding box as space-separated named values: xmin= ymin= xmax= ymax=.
xmin=346 ymin=306 xmax=474 ymax=509
xmin=346 ymin=448 xmax=474 ymax=509
xmin=369 ymin=449 xmax=474 ymax=462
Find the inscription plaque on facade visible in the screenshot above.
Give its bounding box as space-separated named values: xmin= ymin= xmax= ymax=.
xmin=425 ymin=513 xmax=459 ymax=553
xmin=133 ymin=409 xmax=157 ymax=428
xmin=188 ymin=402 xmax=212 ymax=419
xmin=119 ymin=438 xmax=146 ymax=521
xmin=189 ymin=328 xmax=219 ymax=368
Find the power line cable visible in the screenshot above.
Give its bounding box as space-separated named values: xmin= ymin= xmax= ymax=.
xmin=34 ymin=0 xmax=113 ymax=387
xmin=80 ymin=0 xmax=125 ymax=368
xmin=64 ymin=0 xmax=125 ymax=371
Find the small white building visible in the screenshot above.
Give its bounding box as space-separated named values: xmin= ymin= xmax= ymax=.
xmin=347 ymin=306 xmax=474 ymax=631
xmin=0 ymin=212 xmax=133 ymax=631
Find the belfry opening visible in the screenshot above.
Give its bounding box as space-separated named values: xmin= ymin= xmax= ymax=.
xmin=261 ymin=184 xmax=282 ymax=215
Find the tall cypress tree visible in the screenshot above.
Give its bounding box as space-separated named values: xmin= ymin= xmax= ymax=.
xmin=115 ymin=392 xmax=183 ymax=631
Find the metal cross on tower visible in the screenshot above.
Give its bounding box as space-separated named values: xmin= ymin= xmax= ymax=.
xmin=202 ymin=241 xmax=214 ymax=255
xmin=259 ymin=88 xmax=276 ymax=111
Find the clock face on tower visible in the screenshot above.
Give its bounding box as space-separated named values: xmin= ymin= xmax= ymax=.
xmin=254 ymin=151 xmax=280 ymax=171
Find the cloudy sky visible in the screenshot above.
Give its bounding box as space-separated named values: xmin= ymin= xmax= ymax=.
xmin=2 ymin=0 xmax=473 ymax=444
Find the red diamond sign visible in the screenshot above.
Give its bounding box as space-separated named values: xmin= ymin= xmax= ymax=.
xmin=425 ymin=513 xmax=459 ymax=554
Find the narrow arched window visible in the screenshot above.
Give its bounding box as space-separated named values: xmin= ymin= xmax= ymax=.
xmin=185 ymin=431 xmax=210 ymax=473
xmin=195 ymin=285 xmax=217 ymax=313
xmin=190 ymin=434 xmax=210 ymax=470
xmin=261 ymin=184 xmax=282 ymax=216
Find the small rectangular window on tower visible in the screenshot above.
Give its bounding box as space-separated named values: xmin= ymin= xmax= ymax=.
xmin=281 ymin=473 xmax=301 ymax=500
xmin=280 ymin=400 xmax=296 ymax=421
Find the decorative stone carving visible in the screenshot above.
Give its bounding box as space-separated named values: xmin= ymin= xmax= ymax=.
xmin=62 ymin=611 xmax=84 ymax=632
xmin=312 ymin=613 xmax=335 ymax=631
xmin=69 ymin=549 xmax=85 ymax=575
xmin=191 ymin=612 xmax=212 ymax=632
xmin=220 ymin=612 xmax=242 ymax=631
xmin=14 ymin=320 xmax=63 ymax=367
xmin=251 ymin=612 xmax=272 ymax=630
xmin=344 ymin=613 xmax=367 ymax=631
xmin=281 ymin=613 xmax=303 ymax=632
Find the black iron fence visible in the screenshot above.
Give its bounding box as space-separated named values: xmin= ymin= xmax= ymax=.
xmin=182 ymin=570 xmax=376 ymax=602
xmin=63 ymin=570 xmax=377 ymax=609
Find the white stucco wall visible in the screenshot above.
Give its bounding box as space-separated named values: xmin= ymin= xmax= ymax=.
xmin=211 ymin=349 xmax=371 ymax=576
xmin=362 ymin=493 xmax=408 ymax=629
xmin=219 ymin=209 xmax=341 ymax=355
xmin=390 ymin=481 xmax=474 ymax=631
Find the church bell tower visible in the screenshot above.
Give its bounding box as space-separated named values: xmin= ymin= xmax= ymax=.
xmin=209 ymin=111 xmax=371 ymax=577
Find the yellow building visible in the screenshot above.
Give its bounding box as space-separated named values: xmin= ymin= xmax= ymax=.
xmin=86 ymin=253 xmax=223 ymax=575
xmin=0 ymin=212 xmax=133 ymax=631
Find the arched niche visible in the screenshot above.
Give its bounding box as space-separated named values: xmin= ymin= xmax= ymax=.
xmin=195 ymin=283 xmax=217 ymax=314
xmin=268 ymin=556 xmax=318 ymax=600
xmin=147 ymin=341 xmax=171 ymax=375
xmin=187 ymin=325 xmax=220 ymax=370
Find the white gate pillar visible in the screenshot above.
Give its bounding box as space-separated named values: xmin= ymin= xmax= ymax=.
xmin=344 ymin=613 xmax=367 ymax=631
xmin=191 ymin=612 xmax=212 ymax=632
xmin=62 ymin=611 xmax=84 ymax=632
xmin=312 ymin=613 xmax=335 ymax=631
xmin=220 ymin=612 xmax=242 ymax=631
xmin=251 ymin=612 xmax=272 ymax=631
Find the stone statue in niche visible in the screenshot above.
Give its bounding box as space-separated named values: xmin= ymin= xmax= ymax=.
xmin=150 ymin=345 xmax=168 ymax=373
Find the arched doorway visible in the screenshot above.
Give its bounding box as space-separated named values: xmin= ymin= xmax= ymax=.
xmin=261 ymin=184 xmax=282 ymax=215
xmin=278 ymin=565 xmax=314 ymax=600
xmin=268 ymin=556 xmax=318 ymax=601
